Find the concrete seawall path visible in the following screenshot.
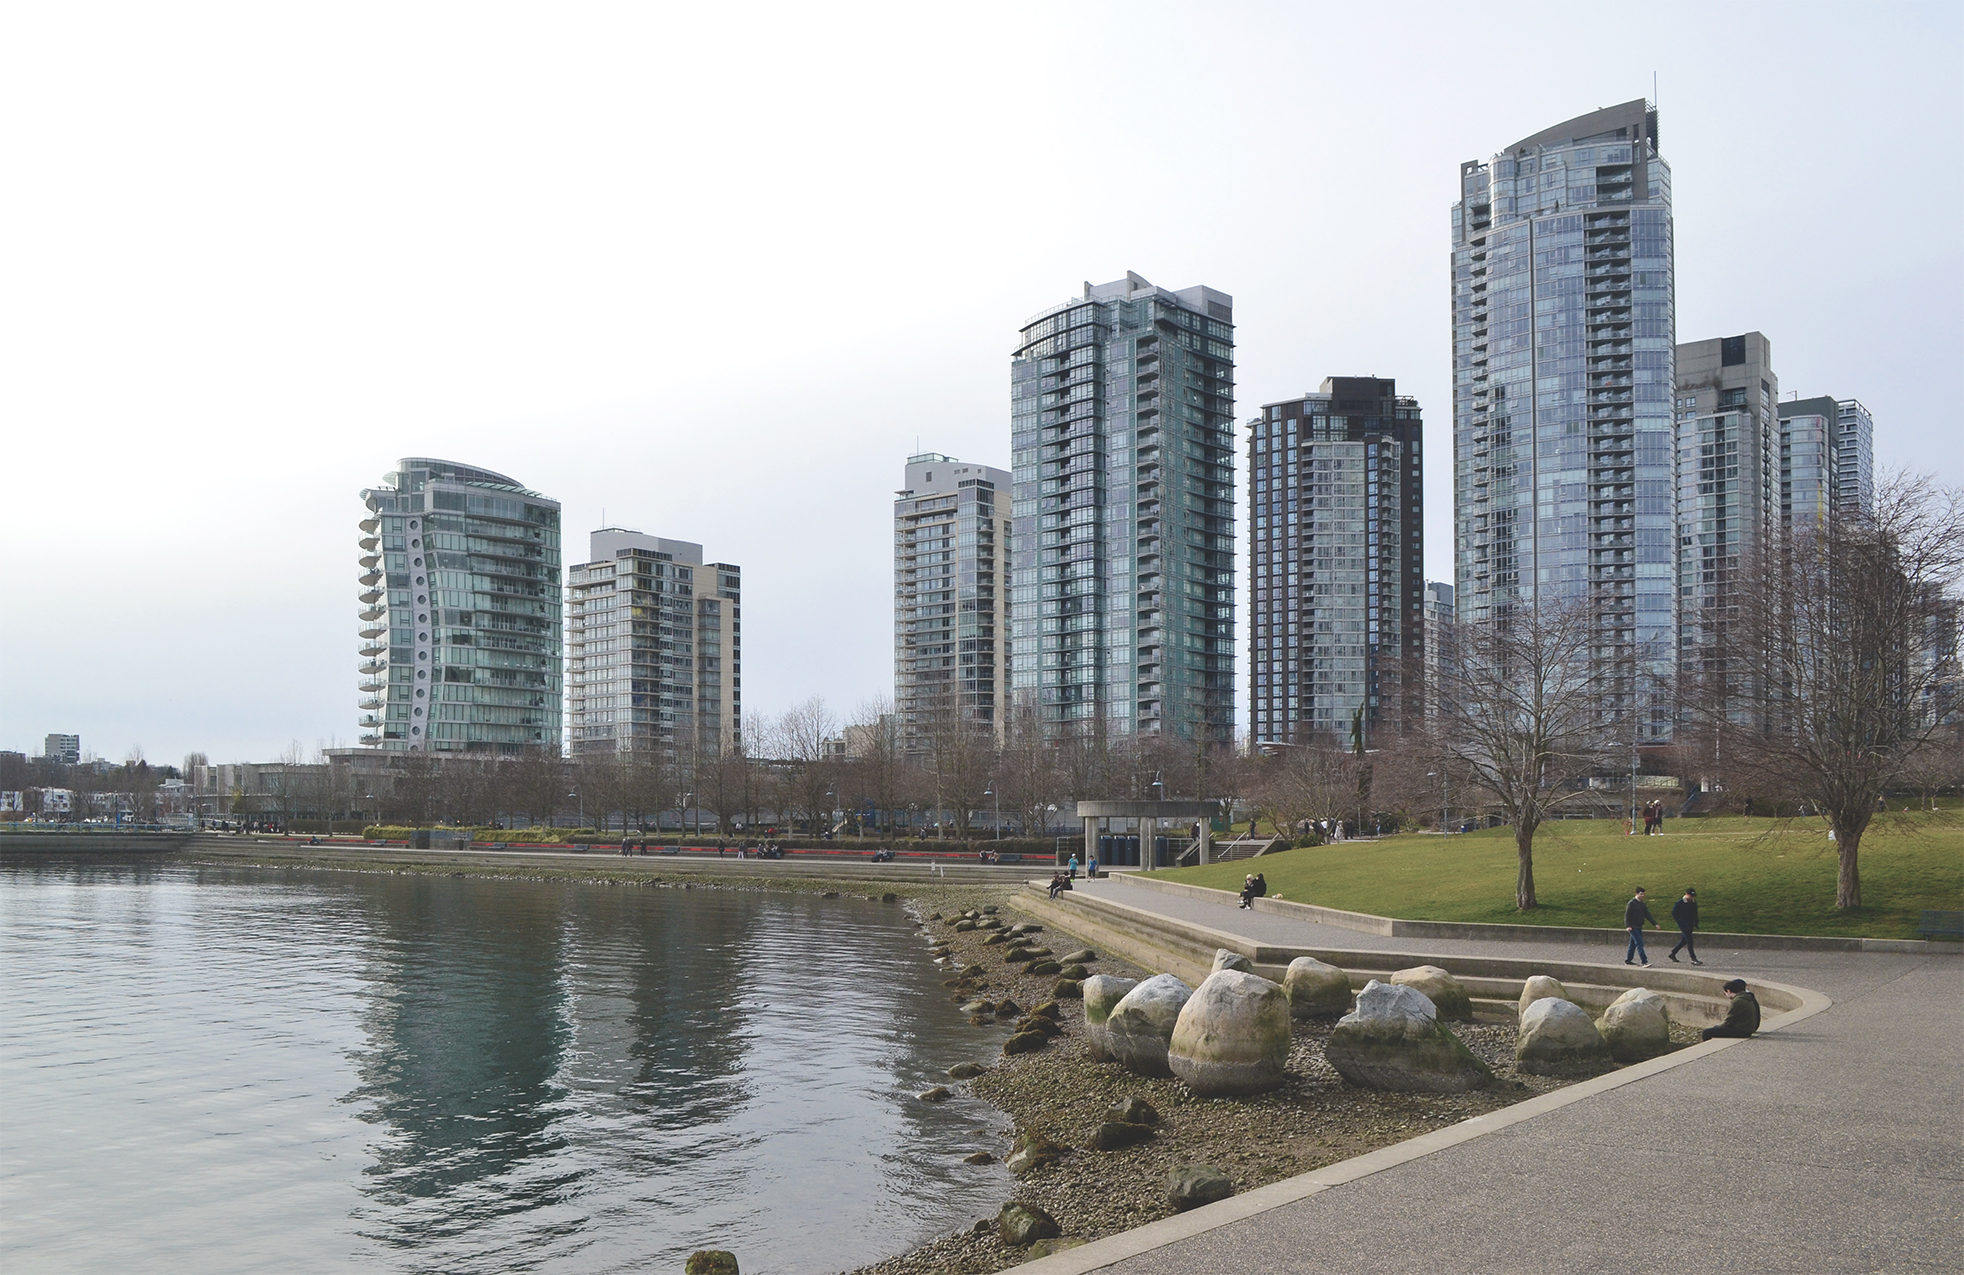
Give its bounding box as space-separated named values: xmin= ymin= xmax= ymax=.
xmin=1017 ymin=875 xmax=1962 ymax=1274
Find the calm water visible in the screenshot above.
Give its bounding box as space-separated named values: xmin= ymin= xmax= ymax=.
xmin=0 ymin=860 xmax=1012 ymax=1274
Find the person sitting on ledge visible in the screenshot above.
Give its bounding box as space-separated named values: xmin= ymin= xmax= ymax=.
xmin=1048 ymin=871 xmax=1071 ymax=900
xmin=1702 ymin=979 xmax=1761 ymax=1041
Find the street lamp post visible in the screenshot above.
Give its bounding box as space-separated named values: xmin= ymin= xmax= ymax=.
xmin=983 ymin=786 xmax=1001 ymax=839
xmin=570 ymin=788 xmax=582 ymax=830
xmin=683 ymin=792 xmax=696 ymax=843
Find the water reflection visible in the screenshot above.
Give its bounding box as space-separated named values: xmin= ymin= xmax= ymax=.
xmin=1 ymin=862 xmax=1009 ymax=1275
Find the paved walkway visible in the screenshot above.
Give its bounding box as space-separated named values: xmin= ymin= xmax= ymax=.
xmin=1042 ymin=877 xmax=1963 ymax=1274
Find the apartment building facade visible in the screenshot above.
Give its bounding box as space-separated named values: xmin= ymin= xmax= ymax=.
xmin=894 ymin=454 xmax=1010 ymax=754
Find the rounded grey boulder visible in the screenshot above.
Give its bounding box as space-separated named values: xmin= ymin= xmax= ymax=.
xmin=997 ymin=1201 xmax=1060 ymax=1246
xmin=1106 ymin=974 xmax=1194 ymax=1078
xmin=1517 ymin=997 xmax=1613 ymax=1075
xmin=1390 ymin=964 xmax=1474 ymax=1022
xmin=1211 ymin=948 xmax=1253 ymax=974
xmin=1284 ymin=956 xmax=1352 ymax=1018
xmin=1168 ymin=969 xmax=1293 ymax=1096
xmin=1324 ymin=979 xmax=1493 ymax=1093
xmin=1166 ymin=1164 xmax=1235 ymax=1212
xmin=1517 ymin=974 xmax=1569 ymax=1020
xmin=1081 ymin=975 xmax=1140 ymax=1062
xmin=1597 ymin=987 xmax=1672 ymax=1063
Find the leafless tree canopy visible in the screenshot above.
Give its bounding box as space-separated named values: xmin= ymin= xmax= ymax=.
xmin=1688 ymin=473 xmax=1963 ymax=908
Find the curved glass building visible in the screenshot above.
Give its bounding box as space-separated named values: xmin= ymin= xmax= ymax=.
xmin=357 ymin=459 xmax=563 ymax=753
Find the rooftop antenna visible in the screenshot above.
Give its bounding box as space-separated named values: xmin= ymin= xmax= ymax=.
xmin=1653 ymin=70 xmax=1658 ymax=106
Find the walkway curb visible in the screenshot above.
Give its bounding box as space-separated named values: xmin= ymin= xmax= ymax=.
xmin=1113 ymin=870 xmax=1941 ymax=954
xmin=1009 ymin=905 xmax=1833 ymax=1274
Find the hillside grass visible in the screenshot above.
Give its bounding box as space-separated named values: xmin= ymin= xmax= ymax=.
xmin=1161 ymin=812 xmax=1963 ymax=940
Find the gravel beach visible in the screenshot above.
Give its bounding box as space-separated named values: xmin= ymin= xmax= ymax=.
xmin=850 ymin=892 xmax=1703 ymax=1275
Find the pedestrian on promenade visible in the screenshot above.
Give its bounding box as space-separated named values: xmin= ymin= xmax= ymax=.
xmin=1701 ymin=979 xmax=1761 ymax=1040
xmin=1068 ymin=854 xmax=1080 ymax=879
xmin=1669 ymin=888 xmax=1703 ymax=965
xmin=621 ymin=836 xmax=630 ymax=857
xmin=1087 ymin=853 xmax=1098 ymax=880
xmin=1624 ymin=887 xmax=1658 ymax=967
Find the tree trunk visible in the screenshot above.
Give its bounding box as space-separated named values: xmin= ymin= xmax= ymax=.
xmin=1835 ymin=823 xmax=1863 ymax=909
xmin=1515 ymin=820 xmax=1538 ymax=911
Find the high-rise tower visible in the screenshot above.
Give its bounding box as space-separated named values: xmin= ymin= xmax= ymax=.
xmin=566 ymin=529 xmax=741 ymax=760
xmin=894 ymin=454 xmax=1010 ymax=755
xmin=1009 ymin=272 xmax=1236 ymax=743
xmin=1452 ymin=100 xmax=1676 ymax=740
xmin=357 ymin=459 xmax=563 ymax=753
xmin=1248 ymin=378 xmax=1423 ymax=746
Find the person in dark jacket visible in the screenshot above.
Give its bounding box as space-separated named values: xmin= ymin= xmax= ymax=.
xmin=1669 ymin=888 xmax=1703 ymax=965
xmin=1702 ymin=979 xmax=1761 ymax=1040
xmin=1624 ymin=888 xmax=1659 ymax=966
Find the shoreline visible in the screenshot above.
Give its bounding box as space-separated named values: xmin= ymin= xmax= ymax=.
xmin=43 ymin=844 xmax=1694 ymax=1275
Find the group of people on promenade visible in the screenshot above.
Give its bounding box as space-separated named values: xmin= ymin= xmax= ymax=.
xmin=1638 ymin=800 xmax=1669 ymax=834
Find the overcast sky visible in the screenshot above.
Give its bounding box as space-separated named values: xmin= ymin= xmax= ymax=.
xmin=3 ymin=2 xmax=1958 ymax=766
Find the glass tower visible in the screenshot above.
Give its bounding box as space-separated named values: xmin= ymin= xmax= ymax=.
xmin=894 ymin=454 xmax=1011 ymax=755
xmin=1834 ymin=399 xmax=1875 ymax=517
xmin=1009 ymin=272 xmax=1236 ymax=743
xmin=567 ymin=530 xmax=741 ymax=759
xmin=1248 ymin=378 xmax=1423 ymax=746
xmin=358 ymin=459 xmax=563 ymax=753
xmin=1452 ymin=100 xmax=1676 ymax=739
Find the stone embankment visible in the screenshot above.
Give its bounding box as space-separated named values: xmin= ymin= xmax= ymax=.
xmin=849 ymin=896 xmax=1704 ymax=1275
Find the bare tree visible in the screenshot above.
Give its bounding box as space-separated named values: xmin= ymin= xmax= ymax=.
xmin=506 ymin=747 xmax=567 ymax=829
xmin=997 ymin=692 xmax=1059 ymax=836
xmin=773 ymin=697 xmax=838 ymax=833
xmin=920 ymin=698 xmax=992 ymax=836
xmin=1698 ymin=474 xmax=1963 ymax=908
xmin=1252 ymin=735 xmax=1356 ymax=841
xmin=1443 ymin=598 xmax=1613 ymax=910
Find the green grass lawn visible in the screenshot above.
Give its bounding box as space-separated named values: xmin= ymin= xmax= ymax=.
xmin=1163 ymin=812 xmax=1964 ymax=940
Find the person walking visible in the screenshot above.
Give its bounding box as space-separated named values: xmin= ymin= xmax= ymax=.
xmin=1669 ymin=888 xmax=1703 ymax=965
xmin=1067 ymin=853 xmax=1080 ymax=879
xmin=1087 ymin=852 xmax=1098 ymax=880
xmin=1624 ymin=887 xmax=1658 ymax=966
xmin=1701 ymin=979 xmax=1761 ymax=1040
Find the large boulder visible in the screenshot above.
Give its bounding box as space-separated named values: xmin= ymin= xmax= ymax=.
xmin=997 ymin=1201 xmax=1061 ymax=1246
xmin=1597 ymin=987 xmax=1672 ymax=1063
xmin=1167 ymin=970 xmax=1293 ymax=1096
xmin=1105 ymin=974 xmax=1194 ymax=1078
xmin=1166 ymin=1164 xmax=1235 ymax=1212
xmin=1517 ymin=975 xmax=1569 ymax=1020
xmin=1324 ymin=979 xmax=1493 ymax=1093
xmin=1211 ymin=948 xmax=1253 ymax=974
xmin=1390 ymin=965 xmax=1474 ymax=1022
xmin=1517 ymin=997 xmax=1614 ymax=1075
xmin=1081 ymin=975 xmax=1139 ymax=1062
xmin=1284 ymin=956 xmax=1352 ymax=1018
xmin=1003 ymin=1130 xmax=1067 ymax=1177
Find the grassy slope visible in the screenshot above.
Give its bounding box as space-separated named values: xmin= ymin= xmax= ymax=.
xmin=1161 ymin=813 xmax=1963 ymax=940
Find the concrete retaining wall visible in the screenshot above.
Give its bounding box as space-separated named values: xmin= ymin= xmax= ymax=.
xmin=0 ymin=832 xmax=192 ymax=854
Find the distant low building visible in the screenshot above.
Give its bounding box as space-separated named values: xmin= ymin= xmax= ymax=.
xmin=42 ymin=734 xmax=79 ymax=765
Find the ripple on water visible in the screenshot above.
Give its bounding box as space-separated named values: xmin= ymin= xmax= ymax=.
xmin=0 ymin=862 xmax=1010 ymax=1274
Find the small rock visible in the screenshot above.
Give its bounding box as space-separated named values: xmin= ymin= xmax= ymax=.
xmin=981 ymin=905 xmax=998 ymax=914
xmin=1004 ymin=948 xmax=1036 ymax=964
xmin=685 ymin=1252 xmax=739 ymax=1275
xmin=1059 ymin=948 xmax=1096 ymax=964
xmin=955 ymin=920 xmax=977 ymax=932
xmin=971 ymin=1218 xmax=992 ymax=1234
xmin=1168 ymin=969 xmax=1293 ymax=1097
xmin=981 ymin=932 xmax=1007 ymax=946
xmin=1106 ymin=974 xmax=1194 ymax=1078
xmin=1211 ymin=948 xmax=1253 ymax=974
xmin=1014 ymin=1015 xmax=1062 ymax=1037
xmin=1087 ymin=1120 xmax=1156 ymax=1151
xmin=1059 ymin=963 xmax=1089 ymax=980
xmin=1052 ymin=979 xmax=1084 ymax=999
xmin=882 ymin=893 xmax=898 ymax=903
xmin=968 ymin=1016 xmax=990 ymax=1027
xmin=963 ymin=1151 xmax=995 ymax=1165
xmin=995 ymin=998 xmax=1022 ymax=1017
xmin=1518 ymin=974 xmax=1570 ymax=1019
xmin=1082 ymin=975 xmax=1140 ymax=1062
xmin=1105 ymin=1096 xmax=1160 ymax=1126
xmin=1029 ymin=1000 xmax=1060 ymax=1019
xmin=1390 ymin=965 xmax=1474 ymax=1022
xmin=918 ymin=1086 xmax=952 ymax=1102
xmin=1325 ymin=980 xmax=1493 ymax=1092
xmin=948 ymin=1062 xmax=987 ymax=1079
xmin=1028 ymin=960 xmax=1061 ymax=976
xmin=977 ymin=917 xmax=1001 ymax=930
xmin=928 ymin=912 xmax=943 ymax=921
xmin=1517 ymin=997 xmax=1614 ymax=1076
xmin=1166 ymin=1164 xmax=1235 ymax=1212
xmin=1003 ymin=1031 xmax=1050 ymax=1055
xmin=822 ymin=891 xmax=840 ymax=899
xmin=1004 ymin=1131 xmax=1067 ymax=1177
xmin=1284 ymin=956 xmax=1352 ymax=1018
xmin=960 ymin=1000 xmax=995 ymax=1015
xmin=996 ymin=1201 xmax=1061 ymax=1246
xmin=1597 ymin=987 xmax=1672 ymax=1063
xmin=1028 ymin=1237 xmax=1087 ymax=1258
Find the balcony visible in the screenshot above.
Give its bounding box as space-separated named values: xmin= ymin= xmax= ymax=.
xmin=359 ymin=588 xmax=383 ymax=604
xmin=359 ymin=623 xmax=386 ymax=640
xmin=360 ymin=607 xmax=385 ymax=623
xmin=359 ymin=570 xmax=382 ymax=588
xmin=359 ymin=536 xmax=379 ymax=552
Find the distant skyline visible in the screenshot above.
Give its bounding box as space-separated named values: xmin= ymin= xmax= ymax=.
xmin=2 ymin=3 xmax=1958 ymax=763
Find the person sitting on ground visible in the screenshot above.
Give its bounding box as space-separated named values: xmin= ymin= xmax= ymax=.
xmin=1047 ymin=871 xmax=1070 ymax=901
xmin=1702 ymin=979 xmax=1761 ymax=1040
